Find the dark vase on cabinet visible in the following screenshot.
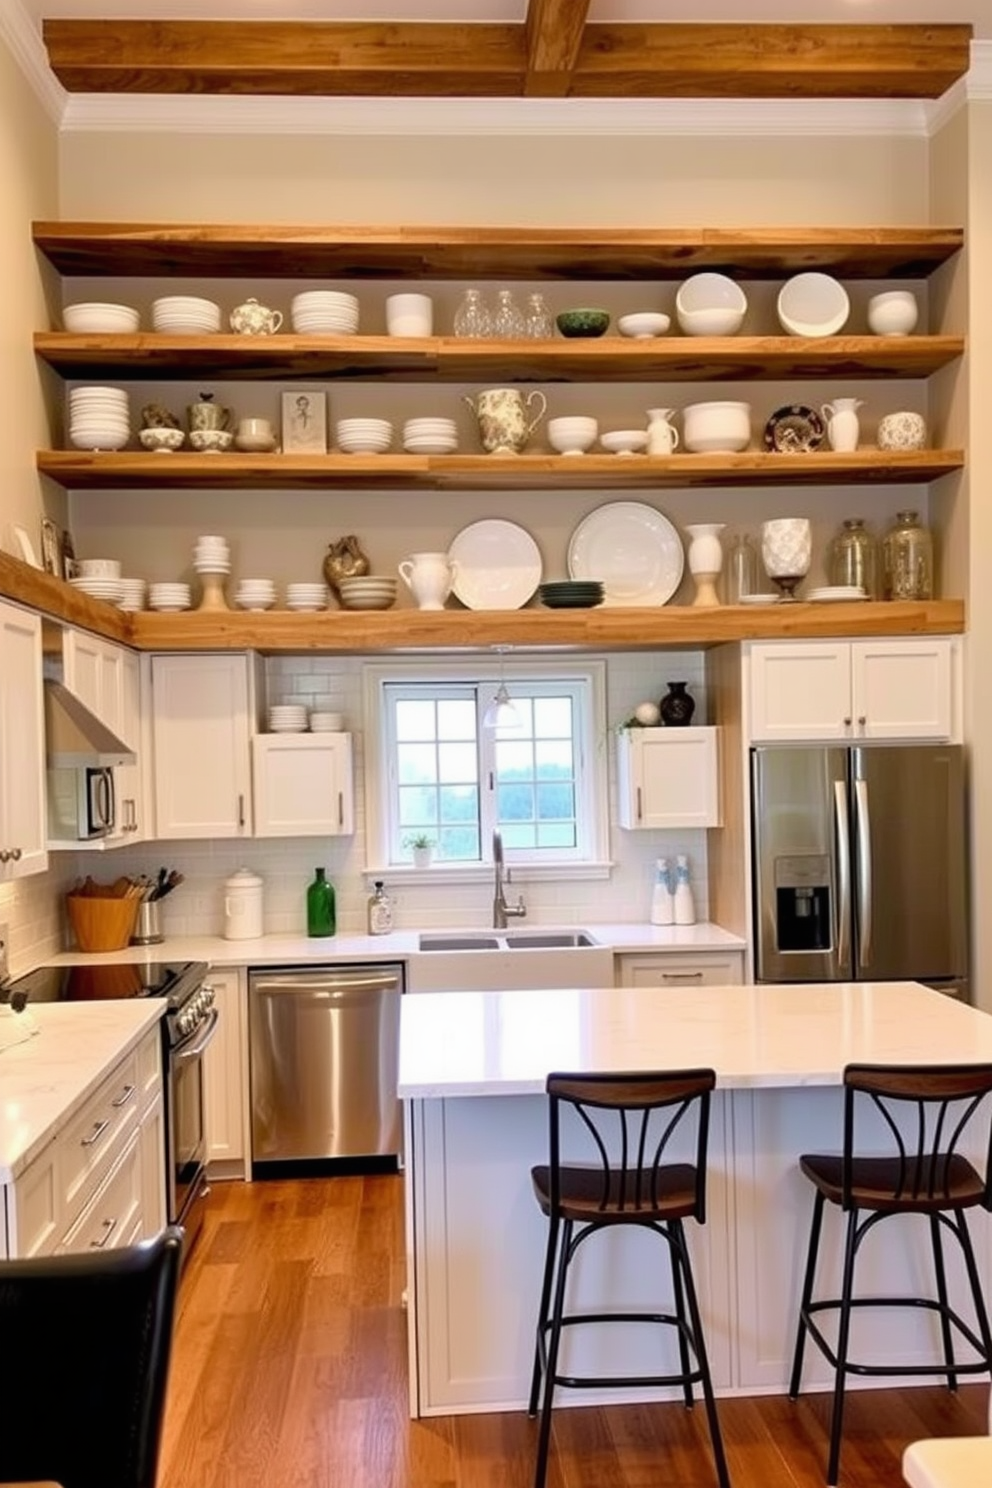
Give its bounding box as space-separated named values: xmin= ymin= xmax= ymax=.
xmin=659 ymin=681 xmax=696 ymax=727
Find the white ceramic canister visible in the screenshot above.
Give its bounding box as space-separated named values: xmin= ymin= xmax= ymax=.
xmin=223 ymin=868 xmax=265 ymax=940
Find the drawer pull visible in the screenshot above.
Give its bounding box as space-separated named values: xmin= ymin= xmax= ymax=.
xmin=81 ymin=1118 xmax=110 ymax=1148
xmin=661 ymin=970 xmax=704 ymax=981
xmin=111 ymin=1083 xmax=136 ymax=1108
xmin=89 ymin=1217 xmax=118 ymax=1249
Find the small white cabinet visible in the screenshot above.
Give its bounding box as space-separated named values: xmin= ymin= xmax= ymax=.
xmin=252 ymin=732 xmax=354 ymax=837
xmin=150 ymin=653 xmax=256 ymax=838
xmin=747 ymin=638 xmax=956 ymax=743
xmin=617 ymin=726 xmax=721 ymax=830
xmin=616 ymin=951 xmax=745 ymax=987
xmin=61 ymin=628 xmax=145 ymax=840
xmin=203 ymin=968 xmax=247 ymax=1175
xmin=0 ymin=599 xmax=47 ymax=879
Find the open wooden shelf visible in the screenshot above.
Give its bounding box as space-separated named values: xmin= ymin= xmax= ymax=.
xmin=32 ymin=223 xmax=964 ymax=281
xmin=34 ymin=332 xmax=965 ymax=383
xmin=36 ymin=447 xmax=964 ymax=493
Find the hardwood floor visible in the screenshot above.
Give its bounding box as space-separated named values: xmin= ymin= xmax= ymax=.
xmin=157 ymin=1176 xmax=988 ymax=1488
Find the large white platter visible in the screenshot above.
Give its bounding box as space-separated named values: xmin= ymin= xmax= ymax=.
xmin=567 ymin=501 xmax=684 ymax=606
xmin=448 ymin=519 xmax=542 ymax=610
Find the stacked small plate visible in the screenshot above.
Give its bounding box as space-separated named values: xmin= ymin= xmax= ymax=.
xmin=539 ymin=580 xmax=605 ymax=609
xmin=291 ymin=291 xmax=360 ymax=335
xmin=118 ymin=577 xmax=147 ymax=612
xmin=403 ymin=417 xmax=458 ymax=454
xmin=806 ymin=585 xmax=867 ymax=603
xmin=337 ymin=575 xmax=397 ymax=610
xmin=68 ymin=386 xmax=131 ymax=451
xmin=68 ymin=574 xmax=126 ymax=605
xmin=193 ymin=534 xmax=230 ymax=575
xmin=285 ymin=582 xmax=329 ymax=611
xmin=268 ymin=704 xmax=308 ymax=733
xmin=152 ymin=296 xmax=222 ymax=334
xmin=335 ymin=417 xmax=392 ymax=454
xmin=63 ymin=302 xmax=139 ymax=334
xmin=148 ymin=582 xmax=191 ymax=612
xmin=310 ymin=711 xmax=344 ymax=732
xmin=235 ymin=578 xmax=277 ymax=611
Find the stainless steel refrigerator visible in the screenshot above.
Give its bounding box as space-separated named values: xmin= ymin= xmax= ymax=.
xmin=751 ymin=744 xmax=968 ymax=998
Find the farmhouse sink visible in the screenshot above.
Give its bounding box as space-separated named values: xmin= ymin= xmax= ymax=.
xmin=504 ymin=931 xmax=597 ymax=949
xmin=410 ymin=928 xmax=613 ymax=994
xmin=418 ymin=934 xmax=502 ymax=951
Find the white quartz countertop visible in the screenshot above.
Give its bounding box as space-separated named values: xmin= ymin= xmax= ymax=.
xmin=0 ymin=1001 xmax=164 ymax=1182
xmin=398 ymin=980 xmax=992 ymax=1098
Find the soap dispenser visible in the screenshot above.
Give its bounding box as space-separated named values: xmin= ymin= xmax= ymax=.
xmin=650 ymin=858 xmax=674 ymax=926
xmin=673 ymin=855 xmax=696 ymax=926
xmin=367 ymin=880 xmax=394 ymax=935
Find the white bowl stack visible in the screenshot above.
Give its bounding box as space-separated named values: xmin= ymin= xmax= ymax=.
xmin=267 ymin=704 xmax=308 ymax=733
xmin=151 ymin=296 xmax=222 ymax=334
xmin=193 ymin=534 xmax=230 ymax=576
xmin=235 ymin=578 xmax=277 ymax=611
xmin=285 ymin=582 xmax=329 ymax=611
xmin=291 ymin=291 xmax=359 ymax=335
xmin=148 ymin=582 xmax=192 ymax=612
xmin=117 ymin=578 xmax=147 ymax=612
xmin=335 ymin=417 xmax=393 ymax=454
xmin=403 ymin=417 xmax=458 ymax=454
xmin=68 ymin=386 xmax=131 ymax=451
xmin=337 ymin=575 xmax=398 ymax=610
xmin=69 ymin=573 xmax=125 ymax=604
xmin=63 ymin=302 xmax=140 ymax=334
xmin=310 ymin=711 xmax=345 ymax=732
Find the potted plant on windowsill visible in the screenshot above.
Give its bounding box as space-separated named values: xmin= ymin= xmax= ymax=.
xmin=405 ymin=833 xmax=435 ymax=868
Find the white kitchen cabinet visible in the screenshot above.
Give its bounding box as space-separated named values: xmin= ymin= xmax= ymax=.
xmin=150 ymin=653 xmax=256 ymax=838
xmin=252 ymin=732 xmax=354 ymax=837
xmin=0 ymin=599 xmax=47 ymax=880
xmin=616 ymin=951 xmax=745 ymax=988
xmin=616 ymin=726 xmax=721 ymax=830
xmin=747 ymin=638 xmax=956 ymax=743
xmin=203 ymin=968 xmax=248 ymax=1176
xmin=61 ymin=628 xmax=145 ymax=841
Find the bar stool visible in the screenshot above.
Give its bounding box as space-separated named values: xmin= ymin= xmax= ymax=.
xmin=527 ymin=1068 xmax=730 ymax=1488
xmin=789 ymin=1063 xmax=992 ymax=1486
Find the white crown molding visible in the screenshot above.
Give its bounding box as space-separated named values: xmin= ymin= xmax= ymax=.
xmin=966 ymin=39 xmax=992 ymax=98
xmin=925 ymin=41 xmax=992 ymax=134
xmin=1 ymin=0 xmax=65 ymax=125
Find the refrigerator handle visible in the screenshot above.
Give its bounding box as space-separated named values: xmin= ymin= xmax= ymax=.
xmin=834 ymin=779 xmax=851 ymax=968
xmin=854 ymin=776 xmax=873 ymax=968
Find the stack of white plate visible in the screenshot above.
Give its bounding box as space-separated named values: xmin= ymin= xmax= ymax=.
xmin=268 ymin=704 xmax=309 ymax=733
xmin=152 ymin=295 xmax=222 ymax=334
xmin=68 ymin=574 xmax=126 ymax=604
xmin=63 ymin=302 xmax=140 ymax=334
xmin=68 ymin=386 xmax=131 ymax=451
xmin=806 ymin=585 xmax=867 ymax=603
xmin=235 ymin=578 xmax=277 ymax=611
xmin=337 ymin=575 xmax=397 ymax=610
xmin=403 ymin=417 xmax=458 ymax=454
xmin=285 ymin=582 xmax=328 ymax=611
xmin=335 ymin=417 xmax=393 ymax=454
xmin=193 ymin=534 xmax=230 ymax=574
xmin=118 ymin=577 xmax=147 ymax=612
xmin=291 ymin=291 xmax=360 ymax=335
xmin=310 ymin=711 xmax=345 ymax=732
xmin=148 ymin=582 xmax=191 ymax=612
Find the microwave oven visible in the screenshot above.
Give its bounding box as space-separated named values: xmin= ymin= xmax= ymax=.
xmin=47 ymin=765 xmax=117 ymax=840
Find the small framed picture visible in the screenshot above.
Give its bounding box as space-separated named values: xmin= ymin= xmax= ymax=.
xmin=41 ymin=518 xmax=62 ymax=576
xmin=282 ymin=390 xmax=327 ymax=454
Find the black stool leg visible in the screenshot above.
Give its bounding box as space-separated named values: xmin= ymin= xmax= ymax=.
xmin=826 ymin=1207 xmax=859 ymax=1488
xmin=670 ymin=1218 xmax=731 ymax=1488
xmin=929 ymin=1213 xmax=958 ymax=1391
xmin=667 ymin=1221 xmax=695 ymax=1409
xmin=534 ymin=1217 xmax=573 ymax=1488
xmin=528 ymin=1214 xmax=561 ymax=1417
xmin=789 ymin=1189 xmax=825 ymax=1399
xmin=952 ymin=1211 xmax=992 ymax=1371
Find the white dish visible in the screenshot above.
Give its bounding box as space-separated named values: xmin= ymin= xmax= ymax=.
xmin=806 ymin=586 xmax=867 ymax=602
xmin=567 ymin=501 xmax=684 ymax=607
xmin=448 ymin=519 xmax=542 ymax=611
xmin=739 ymin=592 xmax=780 ymax=605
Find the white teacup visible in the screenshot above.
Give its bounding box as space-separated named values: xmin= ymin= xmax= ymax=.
xmin=235 ymin=417 xmax=277 ymax=452
xmin=398 ymin=551 xmax=457 ymax=610
xmin=386 ymin=293 xmax=433 ymax=337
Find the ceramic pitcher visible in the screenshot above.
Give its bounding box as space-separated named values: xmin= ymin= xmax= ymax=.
xmin=462 ymin=387 xmax=547 ymax=455
xmin=646 ymin=408 xmax=680 ymax=456
xmin=821 ymin=397 xmax=863 ymax=453
xmin=398 ymin=551 xmax=458 ymax=610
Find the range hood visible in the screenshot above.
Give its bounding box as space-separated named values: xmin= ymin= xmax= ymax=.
xmin=44 ymin=679 xmax=136 ymax=768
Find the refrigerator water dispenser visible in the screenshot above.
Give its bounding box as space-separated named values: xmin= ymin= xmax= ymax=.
xmin=774 ymin=854 xmax=831 ymax=952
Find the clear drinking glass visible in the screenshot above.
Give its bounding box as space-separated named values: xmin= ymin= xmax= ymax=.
xmin=829 ymin=517 xmax=879 ymax=597
xmin=882 ymin=510 xmax=933 ymax=600
xmin=453 ymin=288 xmax=492 ymax=338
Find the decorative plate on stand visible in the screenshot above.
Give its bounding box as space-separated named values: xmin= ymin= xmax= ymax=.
xmin=762 ymin=404 xmax=825 ymax=453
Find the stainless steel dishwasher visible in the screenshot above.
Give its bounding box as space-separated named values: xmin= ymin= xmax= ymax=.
xmin=248 ymin=963 xmax=404 ymax=1172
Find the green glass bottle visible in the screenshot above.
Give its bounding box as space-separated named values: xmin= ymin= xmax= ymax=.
xmin=306 ymin=867 xmax=336 ymax=937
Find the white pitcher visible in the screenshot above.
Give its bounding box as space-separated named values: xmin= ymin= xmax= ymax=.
xmin=646 ymin=407 xmax=680 ymax=456
xmin=821 ymin=398 xmax=863 ymax=453
xmin=398 ymin=551 xmax=457 ymax=610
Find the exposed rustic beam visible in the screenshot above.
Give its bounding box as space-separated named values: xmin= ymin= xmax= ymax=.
xmin=42 ymin=20 xmax=972 ymax=100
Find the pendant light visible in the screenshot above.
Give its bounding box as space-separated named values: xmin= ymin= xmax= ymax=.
xmin=482 ymin=646 xmax=521 ymax=730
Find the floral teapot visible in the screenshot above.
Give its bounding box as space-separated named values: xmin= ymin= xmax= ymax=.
xmin=229 ymin=297 xmax=283 ymax=336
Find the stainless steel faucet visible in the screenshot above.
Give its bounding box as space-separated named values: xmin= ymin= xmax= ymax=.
xmin=492 ymin=828 xmax=526 ymax=929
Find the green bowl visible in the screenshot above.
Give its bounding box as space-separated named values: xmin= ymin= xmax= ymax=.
xmin=556 ymin=308 xmax=611 ymax=339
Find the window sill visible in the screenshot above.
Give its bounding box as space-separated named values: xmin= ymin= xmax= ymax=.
xmin=362 ymin=860 xmax=614 ymax=887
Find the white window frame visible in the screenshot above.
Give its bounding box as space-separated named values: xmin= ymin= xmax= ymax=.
xmin=362 ymin=659 xmax=611 ymax=882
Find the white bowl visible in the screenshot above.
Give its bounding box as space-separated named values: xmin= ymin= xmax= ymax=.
xmin=867 ymin=290 xmax=919 ymax=337
xmin=617 ymin=312 xmax=671 ymax=339
xmin=234 ymin=433 xmax=278 ymax=453
xmin=188 ymin=429 xmax=234 ymax=453
xmin=139 ymin=427 xmax=185 ymax=452
xmin=63 ymin=302 xmax=140 ymax=334
xmin=547 ymin=416 xmax=598 ymax=456
xmin=78 ymin=557 xmax=122 ymax=578
xmin=676 ymin=274 xmax=747 ymax=336
xmin=69 ymin=428 xmax=130 ymax=451
xmin=682 ymin=400 xmax=752 ymax=453
xmin=777 ymin=273 xmax=850 ymax=337
xmin=600 ymin=430 xmax=649 ymax=456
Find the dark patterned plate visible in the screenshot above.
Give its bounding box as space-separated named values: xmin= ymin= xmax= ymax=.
xmin=762 ymin=404 xmax=825 ymax=453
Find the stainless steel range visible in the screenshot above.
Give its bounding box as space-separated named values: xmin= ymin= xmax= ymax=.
xmin=1 ymin=960 xmax=216 ymax=1248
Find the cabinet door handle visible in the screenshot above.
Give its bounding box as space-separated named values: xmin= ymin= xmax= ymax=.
xmin=90 ymin=1216 xmax=118 ymax=1249
xmin=338 ymin=791 xmax=344 ymax=828
xmin=858 ymin=715 xmax=867 ymax=728
xmin=9 ymin=847 xmax=21 ymax=861
xmin=843 ymin=716 xmax=852 ymax=728
xmin=81 ymin=1118 xmax=110 ymax=1148
xmin=111 ymin=1083 xmax=136 ymax=1108
xmin=0 ymin=849 xmax=9 ymax=863
xmin=661 ymin=970 xmax=704 ymax=981
xmin=238 ymin=793 xmax=246 ymax=828
xmin=636 ymin=786 xmax=642 ymax=822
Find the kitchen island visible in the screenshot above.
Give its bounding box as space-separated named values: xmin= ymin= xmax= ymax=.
xmin=398 ymin=980 xmax=992 ymax=1417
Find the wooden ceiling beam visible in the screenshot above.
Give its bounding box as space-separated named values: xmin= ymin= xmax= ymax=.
xmin=41 ymin=19 xmax=972 ymax=100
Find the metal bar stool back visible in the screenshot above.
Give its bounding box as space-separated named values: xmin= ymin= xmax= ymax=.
xmin=789 ymin=1063 xmax=992 ymax=1485
xmin=528 ymin=1068 xmax=730 ymax=1488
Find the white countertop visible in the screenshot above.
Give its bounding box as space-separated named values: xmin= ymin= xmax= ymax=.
xmin=0 ymin=1000 xmax=165 ymax=1182
xmin=398 ymin=980 xmax=992 ymax=1098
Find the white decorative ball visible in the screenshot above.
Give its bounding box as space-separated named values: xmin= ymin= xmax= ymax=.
xmin=634 ymin=701 xmax=661 ymax=726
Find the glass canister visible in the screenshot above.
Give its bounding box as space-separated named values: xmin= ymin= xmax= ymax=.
xmin=882 ymin=509 xmax=933 ymax=600
xmin=829 ymin=517 xmax=879 ymax=598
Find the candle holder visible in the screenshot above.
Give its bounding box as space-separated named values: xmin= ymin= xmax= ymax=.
xmin=761 ymin=518 xmax=811 ymax=603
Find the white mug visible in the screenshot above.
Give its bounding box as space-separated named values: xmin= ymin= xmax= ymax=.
xmin=398 ymin=551 xmax=457 ymax=610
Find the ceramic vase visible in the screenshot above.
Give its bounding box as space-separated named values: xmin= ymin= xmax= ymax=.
xmin=685 ymin=522 xmax=725 ymax=607
xmin=659 ymin=681 xmax=696 ymax=727
xmin=646 ymin=407 xmax=679 ymax=456
xmin=821 ymin=397 xmax=863 ymax=453
xmin=398 ymin=551 xmax=457 ymax=610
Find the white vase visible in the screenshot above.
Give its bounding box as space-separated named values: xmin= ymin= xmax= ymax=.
xmin=821 ymin=397 xmax=863 ymax=453
xmin=685 ymin=523 xmax=725 ymax=607
xmin=761 ymin=518 xmax=812 ymax=601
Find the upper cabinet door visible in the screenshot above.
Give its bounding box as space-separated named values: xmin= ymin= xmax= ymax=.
xmin=617 ymin=726 xmax=721 ymax=829
xmin=150 ymin=654 xmax=253 ymax=838
xmin=748 ymin=642 xmax=853 ymax=742
xmin=251 ymin=733 xmax=354 ymax=837
xmin=0 ymin=600 xmax=47 ymax=879
xmin=851 ymin=638 xmax=955 ymax=741
xmin=62 ymin=629 xmax=135 ymax=841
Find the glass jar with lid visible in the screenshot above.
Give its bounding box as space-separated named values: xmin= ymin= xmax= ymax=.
xmin=828 ymin=517 xmax=879 ymax=598
xmin=882 ymin=509 xmax=933 ymax=600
